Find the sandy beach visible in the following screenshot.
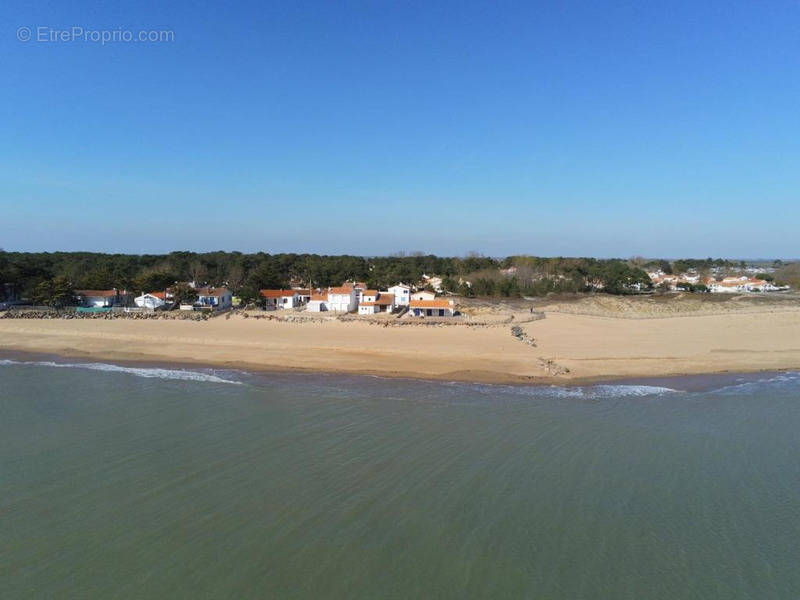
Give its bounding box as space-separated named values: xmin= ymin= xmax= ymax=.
xmin=2 ymin=296 xmax=800 ymax=384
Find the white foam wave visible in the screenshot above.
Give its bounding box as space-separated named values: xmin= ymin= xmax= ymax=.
xmin=537 ymin=384 xmax=678 ymax=399
xmin=709 ymin=372 xmax=800 ymax=395
xmin=0 ymin=359 xmax=242 ymax=384
xmin=457 ymin=380 xmax=678 ymax=399
xmin=591 ymin=384 xmax=678 ymax=397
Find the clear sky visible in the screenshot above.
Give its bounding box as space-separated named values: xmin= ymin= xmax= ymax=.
xmin=1 ymin=1 xmax=798 ymax=257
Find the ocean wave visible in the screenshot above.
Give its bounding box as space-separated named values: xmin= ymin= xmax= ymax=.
xmin=0 ymin=359 xmax=242 ymax=385
xmin=453 ymin=380 xmax=679 ymax=400
xmin=541 ymin=384 xmax=678 ymax=399
xmin=708 ymin=371 xmax=800 ymax=395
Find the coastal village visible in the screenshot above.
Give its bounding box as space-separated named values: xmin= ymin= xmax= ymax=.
xmin=65 ymin=268 xmax=790 ymax=316
xmin=70 ymin=280 xmax=458 ymax=318
xmin=646 ymin=271 xmax=788 ymax=293
xmin=0 ymin=252 xmax=795 ymax=321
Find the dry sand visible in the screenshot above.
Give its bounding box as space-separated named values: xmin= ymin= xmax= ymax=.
xmin=2 ymin=295 xmax=800 ymax=384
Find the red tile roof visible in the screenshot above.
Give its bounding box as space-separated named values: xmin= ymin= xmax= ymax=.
xmin=410 ymin=299 xmax=453 ymax=309
xmin=328 ymin=286 xmax=354 ymax=294
xmin=260 ymin=289 xmax=296 ymax=298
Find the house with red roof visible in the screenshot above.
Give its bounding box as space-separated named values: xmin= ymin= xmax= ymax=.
xmin=305 ymin=286 xmax=358 ymax=312
xmin=327 ymin=286 xmax=358 ymax=312
xmin=134 ymin=292 xmax=166 ymax=309
xmin=358 ymin=291 xmax=395 ymax=315
xmin=409 ymin=298 xmax=456 ymax=317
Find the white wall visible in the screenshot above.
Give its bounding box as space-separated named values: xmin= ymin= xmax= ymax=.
xmin=388 ymin=286 xmax=410 ymax=306
xmin=410 ymin=306 xmax=455 ymax=317
xmin=410 ymin=291 xmax=435 ymax=301
xmin=134 ymin=295 xmax=165 ymax=309
xmin=328 ymin=290 xmax=357 ymax=312
xmin=199 ymin=293 xmax=232 ymax=308
xmin=279 ymin=294 xmax=298 ymax=308
xmin=306 ymin=300 xmax=327 ymax=312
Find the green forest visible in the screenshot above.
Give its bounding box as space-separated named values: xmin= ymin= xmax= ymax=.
xmin=0 ymin=251 xmax=660 ymax=305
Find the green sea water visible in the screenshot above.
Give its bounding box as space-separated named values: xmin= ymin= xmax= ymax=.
xmin=2 ymin=359 xmax=800 ymax=599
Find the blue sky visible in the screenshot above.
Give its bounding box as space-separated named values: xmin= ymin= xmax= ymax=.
xmin=1 ymin=0 xmax=798 ymax=257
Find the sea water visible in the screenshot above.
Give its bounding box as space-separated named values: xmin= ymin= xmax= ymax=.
xmin=2 ymin=358 xmax=799 ymax=599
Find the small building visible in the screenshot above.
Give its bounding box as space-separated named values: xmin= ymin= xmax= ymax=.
xmin=305 ymin=292 xmax=329 ymax=312
xmin=327 ymin=286 xmax=358 ymax=312
xmin=410 ymin=290 xmax=436 ymax=302
xmin=261 ymin=289 xmax=300 ymax=310
xmin=76 ymin=289 xmax=127 ymax=308
xmin=388 ymin=284 xmax=411 ymax=306
xmin=409 ymin=298 xmax=456 ymax=317
xmin=706 ymin=277 xmax=772 ymax=293
xmin=420 ymin=274 xmax=443 ymax=292
xmin=294 ymin=289 xmax=312 ymax=304
xmin=343 ymin=281 xmax=368 ymax=303
xmin=195 ymin=287 xmax=232 ymax=309
xmin=358 ymin=292 xmax=395 ymax=315
xmin=360 ymin=290 xmax=380 ymax=303
xmin=134 ymin=293 xmax=166 ymax=309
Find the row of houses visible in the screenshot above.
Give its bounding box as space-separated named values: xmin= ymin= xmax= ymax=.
xmin=258 ymin=282 xmax=457 ymax=317
xmin=132 ymin=287 xmax=234 ymax=310
xmin=76 ymin=280 xmax=456 ymax=317
xmin=74 ymin=286 xmax=234 ymax=310
xmin=706 ymin=277 xmax=784 ymax=293
xmin=648 ymin=272 xmax=786 ymax=293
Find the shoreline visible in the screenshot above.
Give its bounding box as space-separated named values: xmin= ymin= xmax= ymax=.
xmin=0 ymin=346 xmax=565 ymax=386
xmin=0 ymin=346 xmax=795 ymax=392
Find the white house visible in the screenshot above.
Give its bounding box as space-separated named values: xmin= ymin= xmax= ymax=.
xmin=293 ymin=289 xmax=312 ymax=304
xmin=420 ymin=274 xmax=443 ymax=292
xmin=388 ymin=284 xmax=411 ymax=306
xmin=196 ymin=287 xmax=233 ymax=309
xmin=342 ymin=281 xmax=368 ymax=303
xmin=755 ymin=281 xmax=781 ymax=292
xmin=361 ymin=290 xmax=380 ymax=303
xmin=326 ymin=286 xmax=358 ymax=312
xmin=76 ymin=289 xmax=127 ymax=308
xmin=743 ymin=279 xmax=778 ymax=292
xmin=260 ymin=289 xmax=300 ymax=310
xmin=409 ymin=298 xmax=456 ymax=317
xmin=305 ymin=292 xmax=329 ymax=312
xmin=134 ymin=293 xmax=166 ymax=309
xmin=410 ymin=290 xmax=436 ymax=302
xmin=358 ymin=292 xmax=395 ymax=315
xmin=707 ymin=277 xmax=780 ymax=293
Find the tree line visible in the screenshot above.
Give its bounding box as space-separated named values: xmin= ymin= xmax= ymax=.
xmin=0 ymin=250 xmax=672 ymax=306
